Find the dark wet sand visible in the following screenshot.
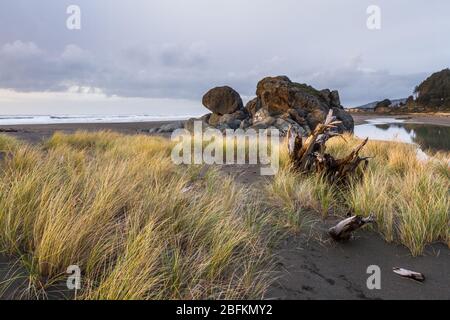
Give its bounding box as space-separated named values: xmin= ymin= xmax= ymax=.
xmin=218 ymin=167 xmax=450 ymax=301
xmin=0 ymin=112 xmax=449 ymax=144
xmin=0 ymin=121 xmax=174 ymax=144
xmin=352 ymin=113 xmax=450 ymax=126
xmin=266 ymin=220 xmax=450 ymax=300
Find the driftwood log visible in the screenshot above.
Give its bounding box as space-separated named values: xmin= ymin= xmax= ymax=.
xmin=287 ymin=110 xmax=371 ymax=183
xmin=328 ymin=214 xmax=376 ymax=241
xmin=287 ymin=110 xmax=375 ymax=241
xmin=393 ymin=268 xmax=425 ymax=282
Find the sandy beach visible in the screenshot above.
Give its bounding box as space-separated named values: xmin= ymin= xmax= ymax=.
xmin=2 ymin=0 xmax=450 ymax=305
xmin=352 ymin=113 xmax=450 ymax=126
xmin=1 ymin=113 xmax=449 ymax=144
xmin=219 ymin=166 xmax=450 ymax=300
xmin=0 ymin=121 xmax=174 ymax=144
xmin=268 ymin=221 xmax=450 ymax=300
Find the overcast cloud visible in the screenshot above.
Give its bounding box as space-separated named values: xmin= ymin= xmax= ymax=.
xmin=0 ymin=0 xmax=449 ymax=114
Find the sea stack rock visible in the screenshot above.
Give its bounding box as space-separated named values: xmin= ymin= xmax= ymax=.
xmin=254 ymin=76 xmax=354 ymax=132
xmin=184 ymin=76 xmax=354 ymax=135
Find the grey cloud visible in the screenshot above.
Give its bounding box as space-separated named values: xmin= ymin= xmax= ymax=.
xmin=0 ymin=39 xmax=434 ymax=106
xmin=0 ymin=41 xmax=213 ymax=99
xmin=295 ymin=57 xmax=427 ymax=106
xmin=1 ymin=41 xmax=43 ymax=57
xmin=159 ymin=42 xmax=208 ymax=68
xmin=0 ymin=41 xmax=98 ymax=92
xmin=0 ymin=0 xmax=449 ymax=108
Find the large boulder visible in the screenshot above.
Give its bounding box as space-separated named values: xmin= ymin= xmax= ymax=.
xmin=306 ymin=109 xmax=327 ymax=130
xmin=286 ymin=108 xmax=307 ymax=126
xmin=188 ymin=76 xmax=354 ymax=135
xmin=208 ymin=109 xmax=248 ymax=127
xmin=253 ymin=108 xmax=272 ymax=123
xmin=219 ymin=113 xmax=243 ymax=130
xmin=319 ymin=89 xmax=341 ymax=107
xmin=184 ymin=117 xmax=212 ymax=132
xmin=332 ymin=107 xmax=354 ymax=132
xmin=255 ymin=76 xmax=353 ymax=132
xmin=251 ymin=117 xmax=276 ymax=130
xmin=157 ymin=121 xmax=184 ymax=133
xmin=256 ymin=76 xmax=292 ymax=115
xmin=256 ymin=76 xmax=330 ymax=116
xmin=330 ymin=90 xmax=341 ymax=107
xmin=240 ymin=118 xmax=252 ymax=129
xmin=273 ymin=117 xmax=309 ymax=136
xmin=202 ymin=86 xmax=244 ymax=115
xmin=244 ymin=97 xmax=262 ymax=117
xmin=200 ymin=113 xmax=212 ymax=123
xmin=208 ymin=113 xmax=222 ymax=126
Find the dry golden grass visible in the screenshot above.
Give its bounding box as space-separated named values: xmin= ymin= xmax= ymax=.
xmin=0 ymin=129 xmax=448 ymax=299
xmin=0 ymin=132 xmax=274 ymax=300
xmin=269 ymin=134 xmax=449 ymax=256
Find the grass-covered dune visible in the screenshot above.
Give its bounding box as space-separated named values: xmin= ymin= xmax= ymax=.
xmin=0 ymin=131 xmax=448 ymax=299
xmin=0 ymin=132 xmax=273 ymax=299
xmin=269 ymin=134 xmax=449 ymax=256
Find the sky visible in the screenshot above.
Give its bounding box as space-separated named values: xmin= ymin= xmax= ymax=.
xmin=0 ymin=0 xmax=449 ymax=115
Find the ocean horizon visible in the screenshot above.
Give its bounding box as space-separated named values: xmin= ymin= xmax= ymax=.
xmin=0 ymin=114 xmax=202 ymax=126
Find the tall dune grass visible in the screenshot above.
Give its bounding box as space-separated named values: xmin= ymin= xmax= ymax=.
xmin=0 ymin=130 xmax=448 ymax=299
xmin=268 ymin=134 xmax=449 ymax=256
xmin=0 ymin=132 xmax=273 ymax=299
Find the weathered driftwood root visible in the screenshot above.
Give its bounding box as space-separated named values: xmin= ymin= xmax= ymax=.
xmin=287 ymin=110 xmax=370 ymax=183
xmin=288 ymin=110 xmax=374 ymax=241
xmin=393 ymin=268 xmax=425 ymax=282
xmin=328 ymin=214 xmax=376 ymax=241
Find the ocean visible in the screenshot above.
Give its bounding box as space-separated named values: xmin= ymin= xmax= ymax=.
xmin=0 ymin=114 xmax=200 ymax=126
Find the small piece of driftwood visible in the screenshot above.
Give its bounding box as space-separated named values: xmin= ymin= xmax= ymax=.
xmin=181 ymin=185 xmax=195 ymax=193
xmin=287 ymin=110 xmax=371 ymax=183
xmin=393 ymin=268 xmax=425 ymax=282
xmin=328 ymin=214 xmax=376 ymax=241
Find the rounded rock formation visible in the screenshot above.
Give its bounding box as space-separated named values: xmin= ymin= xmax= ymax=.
xmin=202 ymin=86 xmax=244 ymax=115
xmin=185 ymin=75 xmax=354 ymax=135
xmin=255 ymin=76 xmax=353 ymax=132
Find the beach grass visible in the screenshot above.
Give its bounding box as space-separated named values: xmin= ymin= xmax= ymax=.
xmin=0 ymin=132 xmax=274 ymax=299
xmin=267 ymin=134 xmax=449 ymax=256
xmin=0 ymin=130 xmax=448 ymax=299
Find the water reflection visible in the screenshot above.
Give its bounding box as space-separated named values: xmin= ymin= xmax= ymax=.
xmin=355 ymin=119 xmax=450 ymax=152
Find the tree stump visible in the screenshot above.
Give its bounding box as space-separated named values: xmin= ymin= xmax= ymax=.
xmin=287 ymin=110 xmax=371 ymax=183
